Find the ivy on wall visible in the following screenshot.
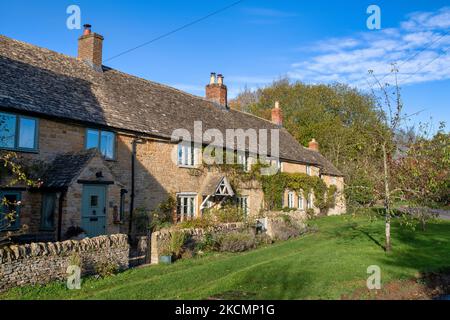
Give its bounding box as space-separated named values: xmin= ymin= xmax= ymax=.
xmin=260 ymin=173 xmax=337 ymax=212
xmin=199 ymin=149 xmax=338 ymax=213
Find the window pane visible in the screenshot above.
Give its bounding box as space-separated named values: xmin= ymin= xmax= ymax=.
xmin=177 ymin=143 xmax=183 ymax=165
xmin=0 ymin=113 xmax=16 ymax=149
xmin=188 ymin=197 xmax=195 ymax=216
xmin=100 ymin=131 xmax=115 ymax=159
xmin=86 ymin=129 xmax=99 ymax=149
xmin=41 ymin=193 xmax=56 ymax=230
xmin=18 ymin=117 xmax=36 ymax=149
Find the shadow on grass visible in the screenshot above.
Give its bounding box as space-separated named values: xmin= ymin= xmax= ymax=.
xmin=350 ymin=225 xmax=386 ymax=252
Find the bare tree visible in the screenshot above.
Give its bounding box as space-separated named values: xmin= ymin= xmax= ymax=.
xmin=368 ymin=64 xmax=404 ymax=252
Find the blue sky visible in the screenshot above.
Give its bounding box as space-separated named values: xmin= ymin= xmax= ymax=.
xmin=1 ymin=0 xmax=449 ymax=130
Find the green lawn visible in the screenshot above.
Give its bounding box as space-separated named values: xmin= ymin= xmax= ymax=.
xmin=2 ymin=214 xmax=450 ymax=300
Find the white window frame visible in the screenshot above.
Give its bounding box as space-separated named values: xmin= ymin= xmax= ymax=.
xmin=237 ymin=152 xmax=250 ymax=172
xmin=237 ymin=196 xmax=249 ymax=216
xmin=307 ymin=193 xmax=313 ymax=209
xmin=177 ymin=141 xmax=198 ymax=168
xmin=287 ymin=191 xmax=295 ymax=209
xmin=331 ymin=176 xmax=337 ymax=185
xmin=298 ymin=193 xmax=304 ymax=210
xmin=177 ymin=193 xmax=197 ymax=220
xmin=306 ymin=165 xmax=311 ymax=176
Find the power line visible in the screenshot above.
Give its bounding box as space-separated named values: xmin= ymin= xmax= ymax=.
xmin=376 ymin=30 xmax=449 ymax=84
xmin=104 ymin=0 xmax=246 ymax=63
xmin=399 ymin=46 xmax=449 ymax=83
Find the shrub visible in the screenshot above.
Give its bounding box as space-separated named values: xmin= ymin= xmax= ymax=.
xmin=177 ymin=215 xmax=214 ymax=229
xmin=149 ymin=195 xmax=176 ymax=232
xmin=94 ymin=261 xmax=118 ymax=277
xmin=270 ymin=218 xmax=304 ymax=241
xmin=195 ymin=232 xmax=217 ymax=252
xmin=159 ymin=239 xmax=172 ymax=257
xmin=215 ymin=231 xmax=256 ymax=252
xmin=211 ymin=204 xmax=245 ymax=223
xmin=170 ymin=231 xmax=187 ymax=258
xmin=133 ymin=208 xmax=150 ymax=234
xmin=255 ymin=233 xmax=272 ymax=246
xmin=181 ymin=248 xmax=194 ymax=260
xmin=306 ymin=209 xmax=315 ymax=220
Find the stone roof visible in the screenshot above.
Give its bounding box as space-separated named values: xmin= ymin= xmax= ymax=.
xmin=41 ymin=149 xmax=98 ymax=188
xmin=0 ymin=35 xmax=342 ymax=176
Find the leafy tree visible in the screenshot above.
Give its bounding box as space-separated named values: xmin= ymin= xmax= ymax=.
xmin=231 ymin=78 xmax=387 ymax=209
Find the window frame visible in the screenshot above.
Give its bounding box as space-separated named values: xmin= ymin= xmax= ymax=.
xmin=0 ymin=190 xmax=22 ymax=231
xmin=237 ymin=151 xmax=251 ymax=172
xmin=237 ymin=196 xmax=249 ymax=216
xmin=307 ymin=193 xmax=313 ymax=209
xmin=306 ymin=165 xmax=311 ymax=176
xmin=298 ymin=192 xmax=304 ymax=210
xmin=177 ymin=141 xmax=198 ymax=168
xmin=287 ymin=191 xmax=295 ymax=209
xmin=85 ymin=128 xmax=116 ymax=160
xmin=0 ymin=112 xmax=39 ymax=152
xmin=176 ymin=193 xmax=197 ymax=220
xmin=40 ymin=192 xmax=56 ymax=231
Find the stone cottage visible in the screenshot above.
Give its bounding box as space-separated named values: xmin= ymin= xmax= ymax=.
xmin=0 ymin=25 xmax=345 ymax=242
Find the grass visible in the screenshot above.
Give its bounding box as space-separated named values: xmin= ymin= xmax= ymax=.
xmin=2 ymin=213 xmax=450 ymax=300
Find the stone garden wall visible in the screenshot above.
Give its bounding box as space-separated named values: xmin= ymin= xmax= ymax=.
xmin=151 ymin=223 xmax=243 ymax=264
xmin=0 ymin=234 xmax=129 ymax=292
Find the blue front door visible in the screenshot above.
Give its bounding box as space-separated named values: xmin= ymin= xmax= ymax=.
xmin=81 ymin=185 xmax=107 ymax=237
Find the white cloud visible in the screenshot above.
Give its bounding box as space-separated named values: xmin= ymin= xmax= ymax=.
xmin=290 ymin=6 xmax=450 ymax=89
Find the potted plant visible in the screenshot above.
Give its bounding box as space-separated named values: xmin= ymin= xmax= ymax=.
xmin=159 ymin=240 xmax=172 ymax=264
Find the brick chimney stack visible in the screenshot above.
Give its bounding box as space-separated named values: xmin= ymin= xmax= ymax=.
xmin=78 ymin=24 xmax=104 ymax=70
xmin=308 ymin=138 xmax=319 ymax=152
xmin=271 ymin=101 xmax=283 ymax=126
xmin=206 ymin=72 xmax=228 ymax=107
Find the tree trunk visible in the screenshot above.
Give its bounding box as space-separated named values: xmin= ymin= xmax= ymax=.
xmin=382 ymin=143 xmax=392 ymax=252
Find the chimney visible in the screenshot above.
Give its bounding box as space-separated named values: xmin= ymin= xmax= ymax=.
xmin=78 ymin=24 xmax=104 ymax=70
xmin=206 ymin=72 xmax=228 ymax=107
xmin=271 ymin=101 xmax=283 ymax=126
xmin=308 ymin=138 xmax=319 ymax=152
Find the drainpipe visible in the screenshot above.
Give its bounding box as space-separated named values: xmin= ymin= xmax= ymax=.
xmin=128 ymin=138 xmax=145 ymax=235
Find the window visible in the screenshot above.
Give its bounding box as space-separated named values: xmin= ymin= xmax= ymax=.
xmin=237 ymin=196 xmax=249 ymax=216
xmin=237 ymin=152 xmax=250 ymax=172
xmin=40 ymin=193 xmax=56 ymax=230
xmin=287 ymin=191 xmax=295 ymax=209
xmin=86 ymin=129 xmax=115 ymax=160
xmin=307 ymin=193 xmax=313 ymax=209
xmin=0 ymin=191 xmax=21 ymax=231
xmin=177 ymin=142 xmax=198 ymax=167
xmin=306 ymin=165 xmax=311 ymax=176
xmin=0 ymin=112 xmax=38 ymax=151
xmin=90 ymin=195 xmax=98 ymax=207
xmin=331 ymin=177 xmax=337 ymax=185
xmin=177 ymin=194 xmax=196 ymax=220
xmin=298 ymin=193 xmax=304 ymax=210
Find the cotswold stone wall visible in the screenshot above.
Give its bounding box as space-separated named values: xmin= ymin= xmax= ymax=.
xmin=0 ymin=234 xmax=129 ymax=292
xmin=151 ymin=223 xmax=243 ymax=264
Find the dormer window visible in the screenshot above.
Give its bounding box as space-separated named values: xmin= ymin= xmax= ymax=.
xmin=177 ymin=141 xmax=198 ymax=167
xmin=86 ymin=128 xmax=115 ymax=160
xmin=306 ymin=165 xmax=311 ymax=176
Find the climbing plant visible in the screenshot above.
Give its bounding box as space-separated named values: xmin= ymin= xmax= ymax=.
xmin=260 ymin=172 xmax=337 ymax=212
